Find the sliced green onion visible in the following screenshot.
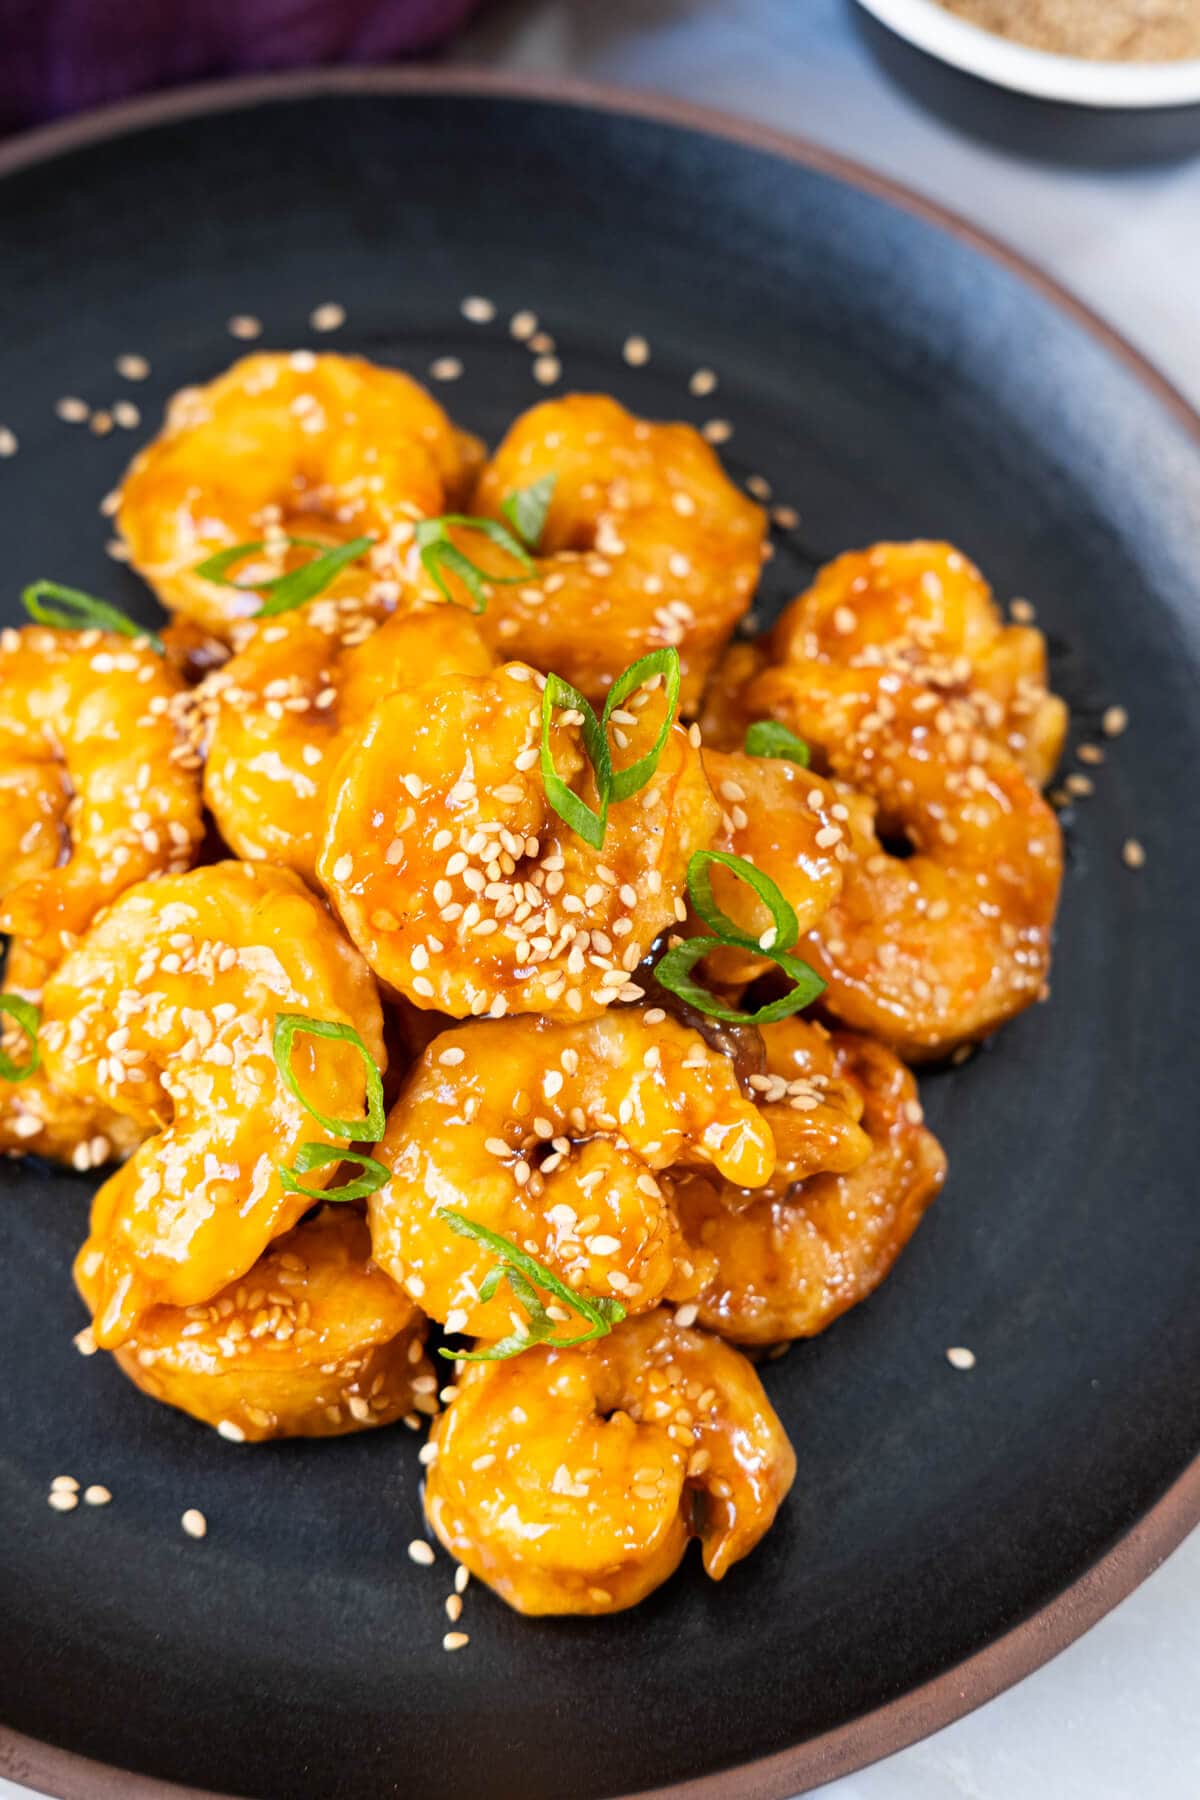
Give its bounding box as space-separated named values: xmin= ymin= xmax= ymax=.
xmin=272 ymin=1013 xmax=385 ymax=1142
xmin=501 ymin=473 xmax=557 ymax=550
xmin=0 ymin=994 xmax=41 ymax=1082
xmin=744 ymin=719 xmax=810 ymax=767
xmin=22 ymin=581 xmax=164 ymax=655
xmin=603 ymin=647 xmax=681 ymax=803
xmin=435 ymin=1207 xmax=625 ymax=1362
xmin=415 ymin=514 xmax=533 ymax=613
xmin=540 ymin=673 xmax=611 ymax=850
xmin=655 ymin=937 xmax=826 ymax=1026
xmin=193 ymin=535 xmax=372 ymax=616
xmin=277 ymin=1142 xmax=390 ymax=1202
xmin=687 ymin=848 xmax=799 ymax=955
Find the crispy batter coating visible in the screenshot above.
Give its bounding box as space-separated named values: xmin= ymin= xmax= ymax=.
xmin=0 ymin=625 xmax=203 ymax=963
xmin=197 ymin=600 xmax=493 ymax=883
xmin=320 ymin=661 xmax=718 ymax=1019
xmin=117 ymin=353 xmax=484 ymax=635
xmin=78 ymin=1206 xmax=433 ymax=1442
xmin=424 ymin=1309 xmax=795 ymax=1614
xmin=368 ymin=1009 xmax=777 ymax=1333
xmin=41 ymin=863 xmax=385 ymax=1348
xmin=464 ymin=394 xmax=765 ymax=710
xmin=672 ymin=1029 xmax=946 ymax=1343
xmin=702 ymin=543 xmax=1064 ymax=1057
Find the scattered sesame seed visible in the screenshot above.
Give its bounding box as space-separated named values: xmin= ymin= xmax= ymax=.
xmin=455 ymin=1564 xmax=469 ymax=1594
xmin=772 ymin=505 xmax=799 ymax=530
xmin=227 ymin=314 xmax=263 ymax=340
xmin=1010 ymin=598 xmax=1036 ymax=623
xmin=216 ymin=1419 xmax=246 ymax=1443
xmin=83 ymin=1485 xmax=112 ymax=1506
xmin=430 ymin=356 xmax=463 ymax=382
xmin=946 ymin=1346 xmax=976 ymax=1370
xmin=674 ymin=1303 xmax=699 ymax=1328
xmin=442 ymin=1632 xmax=470 ymax=1652
xmin=701 ymin=418 xmax=732 ymax=445
xmin=115 ymin=353 xmax=150 ymax=381
xmin=1102 ymin=705 xmax=1128 ymax=738
xmin=74 ymin=1327 xmax=97 ymax=1356
xmin=1122 ymin=837 xmax=1146 ymax=869
xmin=56 ymin=396 xmax=89 ymax=423
xmin=408 ymin=1539 xmax=436 ymax=1566
xmin=445 ymin=1593 xmax=463 ymax=1623
xmin=89 ymin=410 xmax=114 ymax=436
xmin=310 ymin=302 xmax=346 ymax=333
xmin=689 ymin=368 xmax=717 ymax=396
xmin=1077 ymin=743 xmax=1105 ymax=765
xmin=113 ymin=400 xmax=141 ymax=430
xmin=50 ymin=1475 xmax=79 ymax=1492
xmin=622 ymin=335 xmax=650 ymax=366
xmin=0 ymin=425 xmax=17 ymax=457
xmin=510 ymin=310 xmax=538 ymax=341
xmin=181 ymin=1508 xmax=207 ymax=1539
xmin=461 ymin=295 xmax=496 ymax=323
xmin=48 ymin=1490 xmax=78 ymax=1513
xmin=533 ymin=355 xmax=561 ymax=386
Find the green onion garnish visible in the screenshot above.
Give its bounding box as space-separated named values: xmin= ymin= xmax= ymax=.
xmin=193 ymin=535 xmax=373 ymax=617
xmin=654 ymin=850 xmax=826 ymax=1025
xmin=435 ymin=1208 xmax=625 ymax=1362
xmin=603 ymin=647 xmax=682 ymax=803
xmin=272 ymin=1013 xmax=386 ymax=1142
xmin=414 ymin=515 xmax=533 ymax=614
xmin=501 ymin=473 xmax=557 ymax=550
xmin=540 ymin=674 xmax=611 ymax=850
xmin=744 ymin=719 xmax=810 ymax=767
xmin=0 ymin=995 xmax=41 ymax=1082
xmin=539 ymin=646 xmax=682 ymax=847
xmin=22 ymin=581 xmax=164 ymax=655
xmin=277 ymin=1142 xmax=390 ymax=1202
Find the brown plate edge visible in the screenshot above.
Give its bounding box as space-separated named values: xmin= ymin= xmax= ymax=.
xmin=0 ymin=61 xmax=1197 ymax=1800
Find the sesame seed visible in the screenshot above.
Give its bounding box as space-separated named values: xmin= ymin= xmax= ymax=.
xmin=510 ymin=310 xmax=538 ymax=341
xmin=408 ymin=1539 xmax=436 ymax=1566
xmin=443 ymin=1632 xmax=470 ymax=1652
xmin=83 ymin=1485 xmax=112 ymax=1506
xmin=701 ymin=418 xmax=732 ymax=445
xmin=946 ymin=1346 xmax=976 ymax=1371
xmin=0 ymin=425 xmax=17 ymax=457
xmin=1102 ymin=705 xmax=1128 ymax=738
xmin=772 ymin=505 xmax=799 ymax=530
xmin=216 ymin=1419 xmax=246 ymax=1442
xmin=332 ymin=854 xmax=353 ymax=883
xmin=181 ymin=1508 xmax=207 ymax=1538
xmin=113 ymin=400 xmax=141 ymax=429
xmin=115 ymin=353 xmax=150 ymax=380
xmin=56 ymin=396 xmax=89 ymax=423
xmin=50 ymin=1475 xmax=79 ymax=1492
xmin=1122 ymin=837 xmax=1146 ymax=869
xmin=1010 ymin=598 xmax=1036 ymax=623
xmin=622 ymin=335 xmax=650 ymax=366
xmin=310 ymin=302 xmax=346 ymax=332
xmin=445 ymin=1593 xmax=463 ymax=1623
xmin=74 ymin=1327 xmax=97 ymax=1356
xmin=689 ymin=368 xmax=717 ymax=396
xmin=1077 ymin=743 xmax=1105 ymax=765
xmin=461 ymin=295 xmax=496 ymax=323
xmin=89 ymin=409 xmax=113 ymax=436
xmin=430 ymin=356 xmax=463 ymax=382
xmin=674 ymin=1303 xmax=699 ymax=1328
xmin=455 ymin=1564 xmax=469 ymax=1594
xmin=48 ymin=1491 xmax=78 ymax=1512
xmin=227 ymin=314 xmax=263 ymax=340
xmin=533 ymin=355 xmax=561 ymax=386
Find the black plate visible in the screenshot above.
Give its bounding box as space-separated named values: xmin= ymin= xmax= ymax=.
xmin=2 ymin=71 xmax=1199 ymax=1800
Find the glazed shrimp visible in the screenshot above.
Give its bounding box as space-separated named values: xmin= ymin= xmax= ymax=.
xmin=671 ymin=1029 xmax=946 ymax=1343
xmin=460 ymin=394 xmax=765 ymax=710
xmin=196 ymin=600 xmax=493 ymax=883
xmin=368 ymin=1010 xmax=777 ymax=1333
xmin=701 ymin=544 xmax=1064 ymax=1057
xmin=117 ymin=353 xmax=485 ymax=635
xmin=424 ymin=1308 xmax=796 ymax=1614
xmin=77 ymin=1206 xmax=434 ymax=1443
xmin=320 ymin=660 xmax=718 ymax=1019
xmin=0 ymin=625 xmax=203 ymax=963
xmin=40 ymin=862 xmax=385 ymax=1348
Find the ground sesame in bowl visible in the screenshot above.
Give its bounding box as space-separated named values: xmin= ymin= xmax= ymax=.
xmin=932 ymin=0 xmax=1200 ymax=60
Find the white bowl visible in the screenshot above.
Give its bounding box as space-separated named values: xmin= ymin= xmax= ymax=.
xmin=856 ymin=0 xmax=1200 ymax=107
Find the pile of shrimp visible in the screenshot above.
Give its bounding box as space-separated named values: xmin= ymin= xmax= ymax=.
xmin=1 ymin=351 xmax=1067 ymax=1619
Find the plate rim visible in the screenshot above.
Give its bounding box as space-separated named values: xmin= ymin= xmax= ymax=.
xmin=0 ymin=62 xmax=1198 ymax=1800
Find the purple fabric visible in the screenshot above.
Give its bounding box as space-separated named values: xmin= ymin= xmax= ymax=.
xmin=0 ymin=0 xmax=485 ymax=135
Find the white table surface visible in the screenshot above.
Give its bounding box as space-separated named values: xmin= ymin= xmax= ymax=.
xmin=5 ymin=4 xmax=1198 ymax=1797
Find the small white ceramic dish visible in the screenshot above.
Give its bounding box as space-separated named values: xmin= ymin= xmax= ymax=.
xmin=856 ymin=0 xmax=1200 ymax=107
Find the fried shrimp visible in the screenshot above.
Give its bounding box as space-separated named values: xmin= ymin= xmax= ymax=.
xmin=424 ymin=1308 xmax=795 ymax=1614
xmin=671 ymin=1029 xmax=946 ymax=1343
xmin=40 ymin=862 xmax=385 ymax=1348
xmin=320 ymin=660 xmax=718 ymax=1019
xmin=0 ymin=625 xmax=203 ymax=964
xmin=77 ymin=1206 xmax=434 ymax=1442
xmin=117 ymin=352 xmax=485 ymax=635
xmin=368 ymin=1010 xmax=777 ymax=1333
xmin=197 ymin=601 xmax=494 ymax=883
xmin=462 ymin=394 xmax=765 ymax=710
xmin=702 ymin=543 xmax=1064 ymax=1057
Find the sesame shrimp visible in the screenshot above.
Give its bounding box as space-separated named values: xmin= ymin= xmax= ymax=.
xmin=368 ymin=1009 xmax=777 ymax=1334
xmin=40 ymin=862 xmax=385 ymax=1348
xmin=319 ymin=660 xmax=718 ymax=1019
xmin=463 ymin=394 xmax=765 ymax=710
xmin=77 ymin=1206 xmax=434 ymax=1443
xmin=117 ymin=353 xmax=485 ymax=636
xmin=425 ymin=1308 xmax=795 ymax=1614
xmin=702 ymin=543 xmax=1064 ymax=1058
xmin=0 ymin=625 xmax=203 ymax=964
xmin=672 ymin=1030 xmax=946 ymax=1343
xmin=196 ymin=600 xmax=493 ymax=883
